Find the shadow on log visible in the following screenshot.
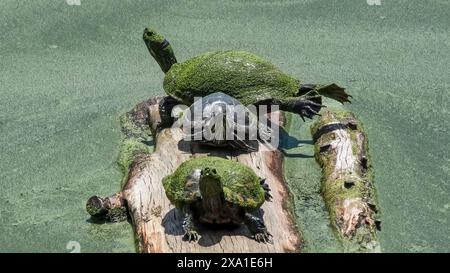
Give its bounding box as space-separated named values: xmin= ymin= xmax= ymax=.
xmin=311 ymin=110 xmax=381 ymax=252
xmin=87 ymin=96 xmax=301 ymax=253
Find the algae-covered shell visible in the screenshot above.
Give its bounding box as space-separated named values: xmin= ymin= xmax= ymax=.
xmin=144 ymin=29 xmax=351 ymax=119
xmin=164 ymin=50 xmax=300 ymax=106
xmin=162 ymin=157 xmax=265 ymax=210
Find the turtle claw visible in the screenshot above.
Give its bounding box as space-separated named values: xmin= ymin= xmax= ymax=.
xmin=299 ymin=106 xmax=319 ymax=121
xmin=264 ymin=191 xmax=273 ymax=202
xmin=254 ymin=231 xmax=273 ymax=244
xmin=184 ymin=230 xmax=199 ymax=242
xmin=293 ymin=97 xmax=324 ymax=121
xmin=244 ymin=212 xmax=272 ymax=243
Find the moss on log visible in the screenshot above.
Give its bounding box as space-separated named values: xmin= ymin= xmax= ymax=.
xmin=311 ymin=109 xmax=381 ymax=252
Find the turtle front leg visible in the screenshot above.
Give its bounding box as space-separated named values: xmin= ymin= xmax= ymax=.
xmin=243 ymin=212 xmax=272 ymax=243
xmin=260 ymin=178 xmax=272 ymax=201
xmin=276 ymin=96 xmax=325 ymax=121
xmin=182 ymin=205 xmax=199 ymax=242
xmin=158 ymin=96 xmax=180 ymax=130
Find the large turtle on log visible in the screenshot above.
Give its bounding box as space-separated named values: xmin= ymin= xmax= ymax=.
xmin=162 ymin=156 xmax=273 ymax=243
xmin=143 ymin=28 xmax=351 ymax=122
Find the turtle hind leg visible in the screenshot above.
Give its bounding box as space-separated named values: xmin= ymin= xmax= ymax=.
xmin=260 ymin=178 xmax=272 ymax=201
xmin=182 ymin=205 xmax=199 ymax=242
xmin=243 ymin=212 xmax=272 ymax=243
xmin=300 ymin=83 xmax=352 ymax=104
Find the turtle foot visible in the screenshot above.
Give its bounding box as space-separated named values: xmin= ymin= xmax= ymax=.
xmin=315 ymin=83 xmax=352 ymax=104
xmin=244 ymin=212 xmax=272 ymax=243
xmin=260 ymin=178 xmax=272 ymax=201
xmin=254 ymin=231 xmax=273 ymax=244
xmin=182 ymin=206 xmax=199 ymax=242
xmin=292 ymin=96 xmax=325 ymax=121
xmin=183 ymin=230 xmax=199 ymax=242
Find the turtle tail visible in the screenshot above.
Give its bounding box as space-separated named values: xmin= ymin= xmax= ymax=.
xmin=299 ymin=83 xmax=352 ymax=104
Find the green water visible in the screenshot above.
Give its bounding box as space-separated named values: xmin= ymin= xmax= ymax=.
xmin=1 ymin=0 xmax=449 ymax=252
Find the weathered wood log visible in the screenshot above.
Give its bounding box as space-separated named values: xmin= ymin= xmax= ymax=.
xmin=87 ymin=96 xmax=301 ymax=253
xmin=311 ymin=110 xmax=380 ymax=252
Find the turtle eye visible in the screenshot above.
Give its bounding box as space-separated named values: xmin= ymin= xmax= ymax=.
xmin=212 ymin=169 xmax=217 ymax=174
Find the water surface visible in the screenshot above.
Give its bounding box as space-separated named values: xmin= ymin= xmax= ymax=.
xmin=1 ymin=0 xmax=449 ymax=252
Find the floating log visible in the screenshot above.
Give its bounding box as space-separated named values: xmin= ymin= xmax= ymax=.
xmin=311 ymin=109 xmax=380 ymax=252
xmin=87 ymin=96 xmax=301 ymax=253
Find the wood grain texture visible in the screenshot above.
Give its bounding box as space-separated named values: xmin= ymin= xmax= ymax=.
xmin=93 ymin=97 xmax=301 ymax=253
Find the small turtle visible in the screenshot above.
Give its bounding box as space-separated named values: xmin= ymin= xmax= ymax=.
xmin=179 ymin=92 xmax=273 ymax=151
xmin=143 ymin=28 xmax=351 ymax=122
xmin=162 ymin=156 xmax=273 ymax=243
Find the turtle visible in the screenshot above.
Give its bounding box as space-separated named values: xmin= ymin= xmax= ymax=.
xmin=143 ymin=27 xmax=351 ymax=123
xmin=178 ymin=92 xmax=274 ymax=151
xmin=162 ymin=156 xmax=273 ymax=243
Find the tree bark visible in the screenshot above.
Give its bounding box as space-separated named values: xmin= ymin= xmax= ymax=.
xmin=87 ymin=97 xmax=301 ymax=253
xmin=311 ymin=110 xmax=380 ymax=252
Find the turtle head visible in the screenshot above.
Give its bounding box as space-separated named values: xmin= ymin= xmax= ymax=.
xmin=143 ymin=27 xmax=177 ymax=73
xmin=199 ymin=167 xmax=223 ymax=198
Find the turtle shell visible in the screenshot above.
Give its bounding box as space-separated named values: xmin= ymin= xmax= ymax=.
xmin=179 ymin=92 xmax=272 ymax=151
xmin=163 ymin=51 xmax=300 ymax=106
xmin=162 ymin=157 xmax=265 ymax=210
